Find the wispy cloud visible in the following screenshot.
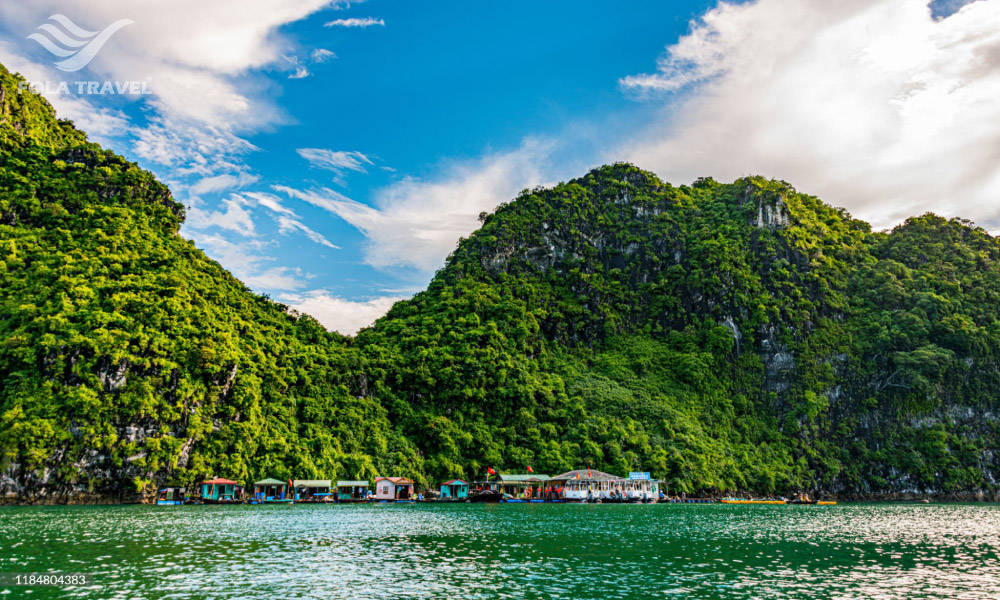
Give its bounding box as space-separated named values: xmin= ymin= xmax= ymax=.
xmin=297 ymin=148 xmax=374 ymax=179
xmin=242 ymin=192 xmax=339 ymax=249
xmin=190 ymin=173 xmax=260 ymax=195
xmin=278 ymin=139 xmax=554 ymax=273
xmin=185 ymin=195 xmax=257 ymax=236
xmin=311 ymin=48 xmax=337 ymax=62
xmin=275 ymin=216 xmax=339 ymax=249
xmin=0 ymin=0 xmax=349 ymax=256
xmin=324 ymin=17 xmax=384 ymax=28
xmin=186 ymin=232 xmax=310 ymax=292
xmin=620 ymin=0 xmax=1000 ymax=230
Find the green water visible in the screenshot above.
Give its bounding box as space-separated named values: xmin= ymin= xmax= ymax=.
xmin=1 ymin=503 xmax=998 ymax=599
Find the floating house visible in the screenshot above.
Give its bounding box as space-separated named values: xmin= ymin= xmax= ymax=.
xmin=200 ymin=478 xmax=242 ymax=504
xmin=549 ymin=469 xmax=628 ymax=502
xmin=496 ymin=473 xmax=550 ymax=499
xmin=374 ymin=477 xmax=414 ymax=501
xmin=335 ymin=480 xmax=370 ymax=502
xmin=439 ymin=479 xmax=469 ymax=500
xmin=254 ymin=478 xmax=291 ymax=503
xmin=622 ymin=472 xmax=659 ymax=502
xmin=293 ymin=479 xmax=332 ymax=503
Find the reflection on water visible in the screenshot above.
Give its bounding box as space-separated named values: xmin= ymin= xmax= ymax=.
xmin=1 ymin=503 xmax=998 ymax=599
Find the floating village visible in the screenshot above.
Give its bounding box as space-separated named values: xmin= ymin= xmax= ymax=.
xmin=156 ymin=469 xmax=835 ymax=506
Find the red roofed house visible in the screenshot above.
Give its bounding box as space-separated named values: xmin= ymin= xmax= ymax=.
xmin=374 ymin=477 xmax=414 ymax=501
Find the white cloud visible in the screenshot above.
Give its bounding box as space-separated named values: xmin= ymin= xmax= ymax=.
xmin=186 ymin=232 xmax=310 ymax=292
xmin=275 ymin=215 xmax=339 ymax=249
xmin=297 ymin=148 xmax=373 ymax=177
xmin=311 ymin=48 xmax=337 ymax=62
xmin=284 ymin=291 xmax=407 ymax=335
xmin=185 ymin=195 xmax=256 ymax=236
xmin=0 ymin=1 xmax=346 ymax=192
xmin=620 ymin=0 xmax=1000 ymax=230
xmin=243 ymin=191 xmax=297 ymax=217
xmin=190 ymin=173 xmax=260 ymax=195
xmin=324 ymin=17 xmax=384 ymax=28
xmin=277 ymin=139 xmax=554 ymax=272
xmin=289 ymin=65 xmax=310 ymax=79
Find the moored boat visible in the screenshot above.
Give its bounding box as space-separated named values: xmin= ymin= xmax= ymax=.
xmin=468 ymin=489 xmax=506 ymax=503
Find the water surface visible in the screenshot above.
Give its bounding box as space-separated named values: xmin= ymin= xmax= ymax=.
xmin=1 ymin=503 xmax=998 ymax=599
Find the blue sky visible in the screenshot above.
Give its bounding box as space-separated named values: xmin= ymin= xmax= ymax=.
xmin=244 ymin=0 xmax=717 ymax=297
xmin=0 ymin=0 xmax=997 ymax=333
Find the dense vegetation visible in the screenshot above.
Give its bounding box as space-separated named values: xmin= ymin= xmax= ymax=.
xmin=358 ymin=169 xmax=1000 ymax=497
xmin=0 ymin=65 xmax=418 ymax=500
xmin=1 ymin=63 xmax=998 ymax=502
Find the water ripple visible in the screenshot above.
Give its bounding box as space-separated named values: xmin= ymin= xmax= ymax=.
xmin=0 ymin=503 xmax=998 ymax=598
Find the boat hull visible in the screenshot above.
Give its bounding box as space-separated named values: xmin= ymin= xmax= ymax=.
xmin=468 ymin=491 xmax=505 ymax=503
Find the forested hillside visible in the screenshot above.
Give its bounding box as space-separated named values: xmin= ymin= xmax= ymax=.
xmin=358 ymin=166 xmax=1000 ymax=499
xmin=2 ymin=63 xmax=998 ymax=502
xmin=0 ymin=65 xmax=418 ymax=502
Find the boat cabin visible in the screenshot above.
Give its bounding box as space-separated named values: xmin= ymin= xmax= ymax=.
xmin=335 ymin=480 xmax=370 ymax=502
xmin=254 ymin=478 xmax=289 ymax=501
xmin=374 ymin=477 xmax=414 ymax=501
xmin=201 ymin=478 xmax=242 ymax=503
xmin=294 ymin=479 xmax=332 ymax=502
xmin=439 ymin=479 xmax=469 ymax=499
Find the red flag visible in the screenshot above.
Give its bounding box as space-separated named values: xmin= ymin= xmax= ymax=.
xmin=487 ymin=467 xmax=496 ymax=475
xmin=526 ymin=465 xmax=534 ymax=473
xmin=575 ymin=472 xmax=580 ymax=479
xmin=587 ymin=468 xmax=592 ymax=478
